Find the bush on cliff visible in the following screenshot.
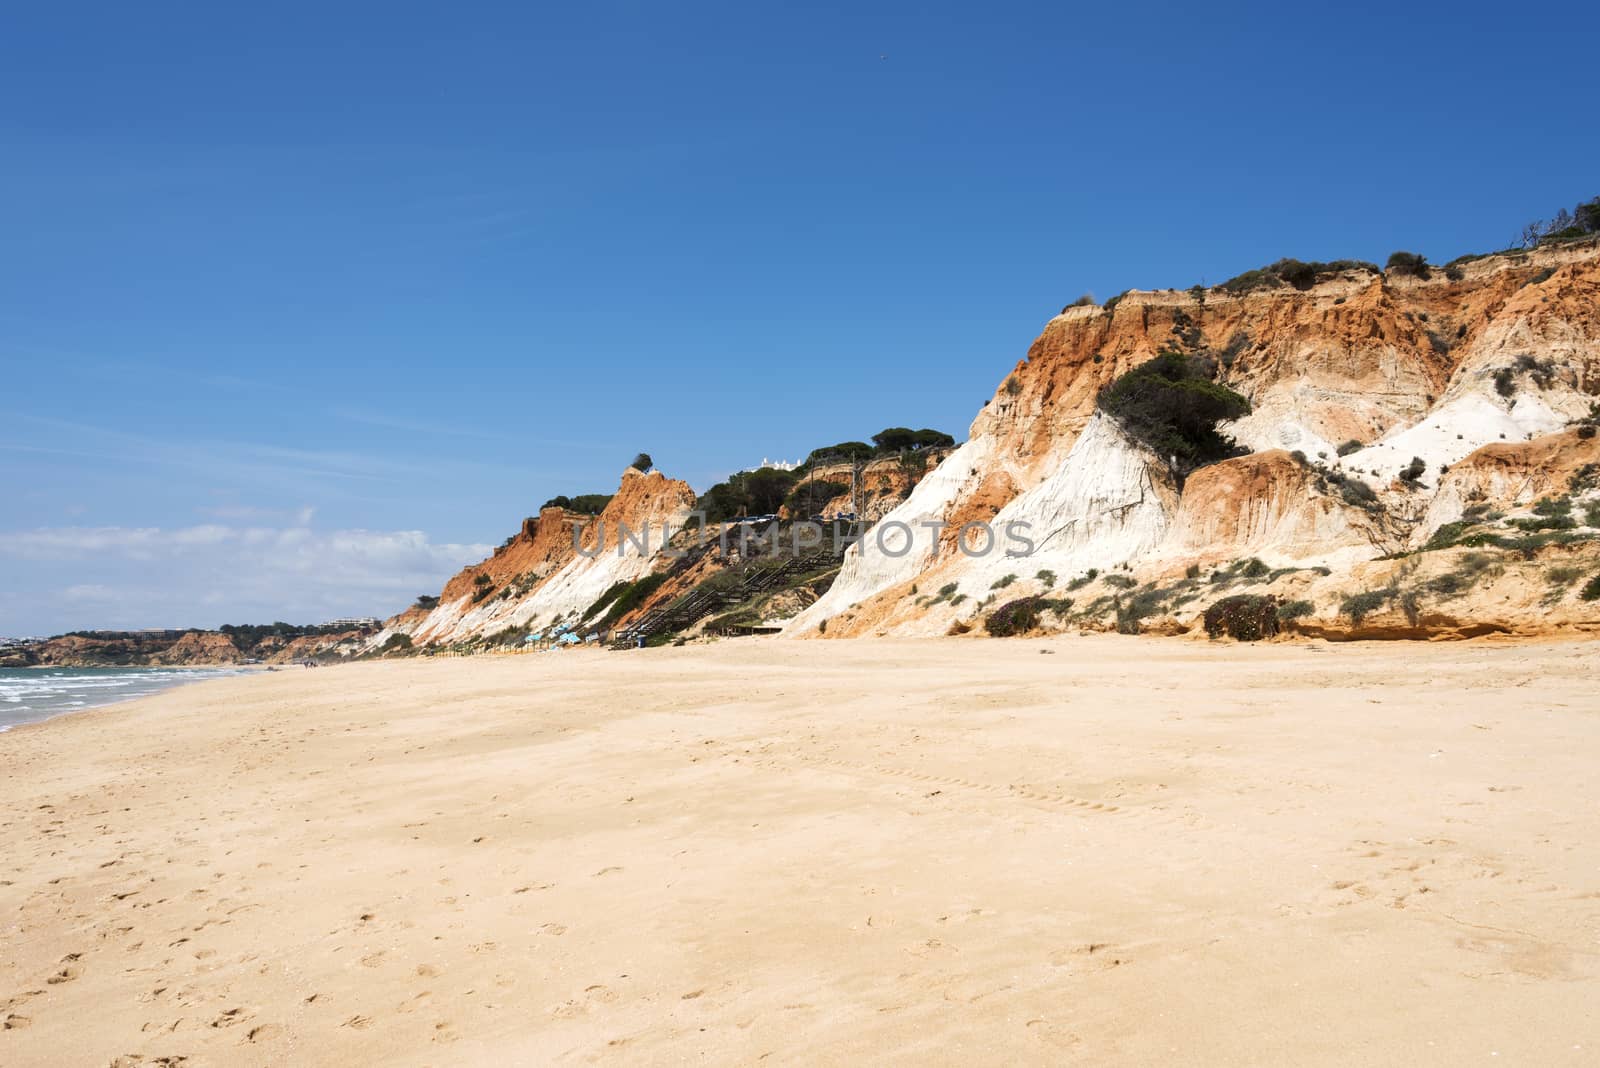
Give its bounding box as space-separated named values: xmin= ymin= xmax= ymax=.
xmin=1202 ymin=595 xmax=1281 ymax=641
xmin=380 ymin=633 xmax=414 ymax=655
xmin=871 ymin=427 xmax=956 ymax=452
xmin=697 ymin=467 xmax=798 ymax=522
xmin=1096 ymin=351 xmax=1251 ymax=470
xmin=984 ymin=596 xmax=1072 ymax=637
xmin=1386 ymin=251 xmax=1430 ymax=277
xmin=1217 ymin=259 xmax=1379 ymax=295
xmin=785 ymin=479 xmax=850 ymax=516
xmin=542 ymin=493 xmax=613 ymax=514
xmin=591 ymin=573 xmax=670 ymax=632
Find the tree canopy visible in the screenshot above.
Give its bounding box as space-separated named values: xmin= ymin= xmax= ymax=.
xmin=870 ymin=427 xmax=956 ymax=452
xmin=542 ymin=494 xmax=613 ymax=514
xmin=1096 ymin=351 xmax=1250 ymax=470
xmin=696 ymin=467 xmax=799 ymax=522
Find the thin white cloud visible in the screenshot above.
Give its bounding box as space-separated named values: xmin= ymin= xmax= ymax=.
xmin=0 ymin=522 xmax=490 ymax=634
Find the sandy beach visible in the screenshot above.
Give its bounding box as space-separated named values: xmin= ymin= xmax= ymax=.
xmin=2 ymin=637 xmax=1598 ymax=1065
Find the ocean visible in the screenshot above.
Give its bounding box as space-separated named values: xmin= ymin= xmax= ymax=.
xmin=0 ymin=666 xmax=246 ymax=732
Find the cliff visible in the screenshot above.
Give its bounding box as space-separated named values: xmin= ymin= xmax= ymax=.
xmin=786 ymin=241 xmax=1600 ymax=640
xmin=12 ymin=625 xmax=375 ymax=667
xmin=376 ymin=467 xmax=699 ymax=647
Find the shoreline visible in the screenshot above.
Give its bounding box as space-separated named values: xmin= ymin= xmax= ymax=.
xmin=3 ymin=637 xmax=1597 ymax=1065
xmin=0 ymin=665 xmax=256 ymax=735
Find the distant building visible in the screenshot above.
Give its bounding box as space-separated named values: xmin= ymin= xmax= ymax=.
xmin=742 ymin=457 xmax=799 ymax=473
xmin=323 ymin=617 xmax=381 ymax=629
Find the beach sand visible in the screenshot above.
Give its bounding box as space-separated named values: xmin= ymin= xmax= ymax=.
xmin=2 ymin=636 xmax=1597 ymax=1066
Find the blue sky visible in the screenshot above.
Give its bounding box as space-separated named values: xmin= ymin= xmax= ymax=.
xmin=4 ymin=0 xmax=1598 ymax=634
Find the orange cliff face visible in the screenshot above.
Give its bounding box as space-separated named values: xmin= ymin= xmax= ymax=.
xmin=387 ymin=467 xmax=698 ymax=647
xmin=785 ymin=241 xmax=1600 ymax=640
xmin=373 ymin=242 xmax=1600 ymax=649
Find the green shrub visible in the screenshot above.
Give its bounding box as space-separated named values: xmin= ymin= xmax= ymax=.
xmin=1276 ymin=599 xmax=1315 ymax=623
xmin=592 ymin=573 xmax=670 ymax=631
xmin=785 ymin=479 xmax=850 ymax=515
xmin=1514 ymin=354 xmax=1557 ymax=388
xmin=1203 ymin=595 xmax=1281 ymax=640
xmin=1185 ymin=563 xmax=1202 ymax=579
xmin=871 ymin=427 xmax=955 ymax=452
xmin=1036 ymin=569 xmax=1056 ymax=588
xmin=1336 ymin=439 xmax=1364 ymax=457
xmin=802 ymin=441 xmax=874 ymax=466
xmin=1066 ymin=569 xmax=1100 ymax=591
xmin=985 ymin=596 xmax=1044 ymax=636
xmin=1422 ymin=554 xmax=1499 ymax=598
xmin=380 ymin=633 xmax=414 ymax=654
xmin=991 ymin=573 xmax=1017 ymax=590
xmin=1494 ymin=367 xmax=1516 ymax=398
xmin=1096 ymin=351 xmax=1250 ymax=470
xmin=1340 ymin=588 xmax=1396 ymax=624
xmin=543 ymin=493 xmax=613 ymax=514
xmin=631 ymin=452 xmax=654 ymax=472
xmin=1507 ymin=515 xmax=1577 ymax=533
xmin=414 ymin=594 xmax=439 ymax=610
xmin=1115 ymin=589 xmax=1165 ymax=634
xmin=581 ymin=580 xmax=632 ymax=622
xmin=1584 ymin=502 xmax=1600 ymax=527
xmin=1546 ymin=566 xmax=1584 ymax=587
xmin=1240 ymin=558 xmax=1269 ymax=579
xmin=1218 ymin=331 xmax=1252 ymax=370
xmin=1581 ymin=574 xmax=1600 ymax=602
xmin=1217 ymin=259 xmax=1378 ymax=295
xmin=1340 ymin=479 xmax=1379 ymax=508
xmin=1425 ymin=520 xmax=1477 ymax=551
xmin=1385 ymin=251 xmax=1429 ymax=277
xmin=1533 ymin=496 xmax=1572 ymax=516
xmin=1104 ymin=573 xmax=1138 ymax=589
xmin=1399 ymin=456 xmax=1427 ymax=483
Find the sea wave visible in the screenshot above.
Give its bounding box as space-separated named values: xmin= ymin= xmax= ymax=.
xmin=0 ymin=667 xmax=246 ymax=732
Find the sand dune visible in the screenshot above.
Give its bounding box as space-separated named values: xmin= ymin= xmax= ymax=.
xmin=2 ymin=637 xmax=1598 ymax=1065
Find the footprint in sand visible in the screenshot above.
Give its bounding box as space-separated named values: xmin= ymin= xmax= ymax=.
xmin=46 ymin=965 xmax=80 ymax=985
xmin=551 ymin=984 xmax=618 ymax=1018
xmin=4 ymin=1013 xmax=32 ymax=1030
xmin=209 ymin=1007 xmax=251 ymax=1028
xmin=1048 ymin=943 xmax=1124 ymax=969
